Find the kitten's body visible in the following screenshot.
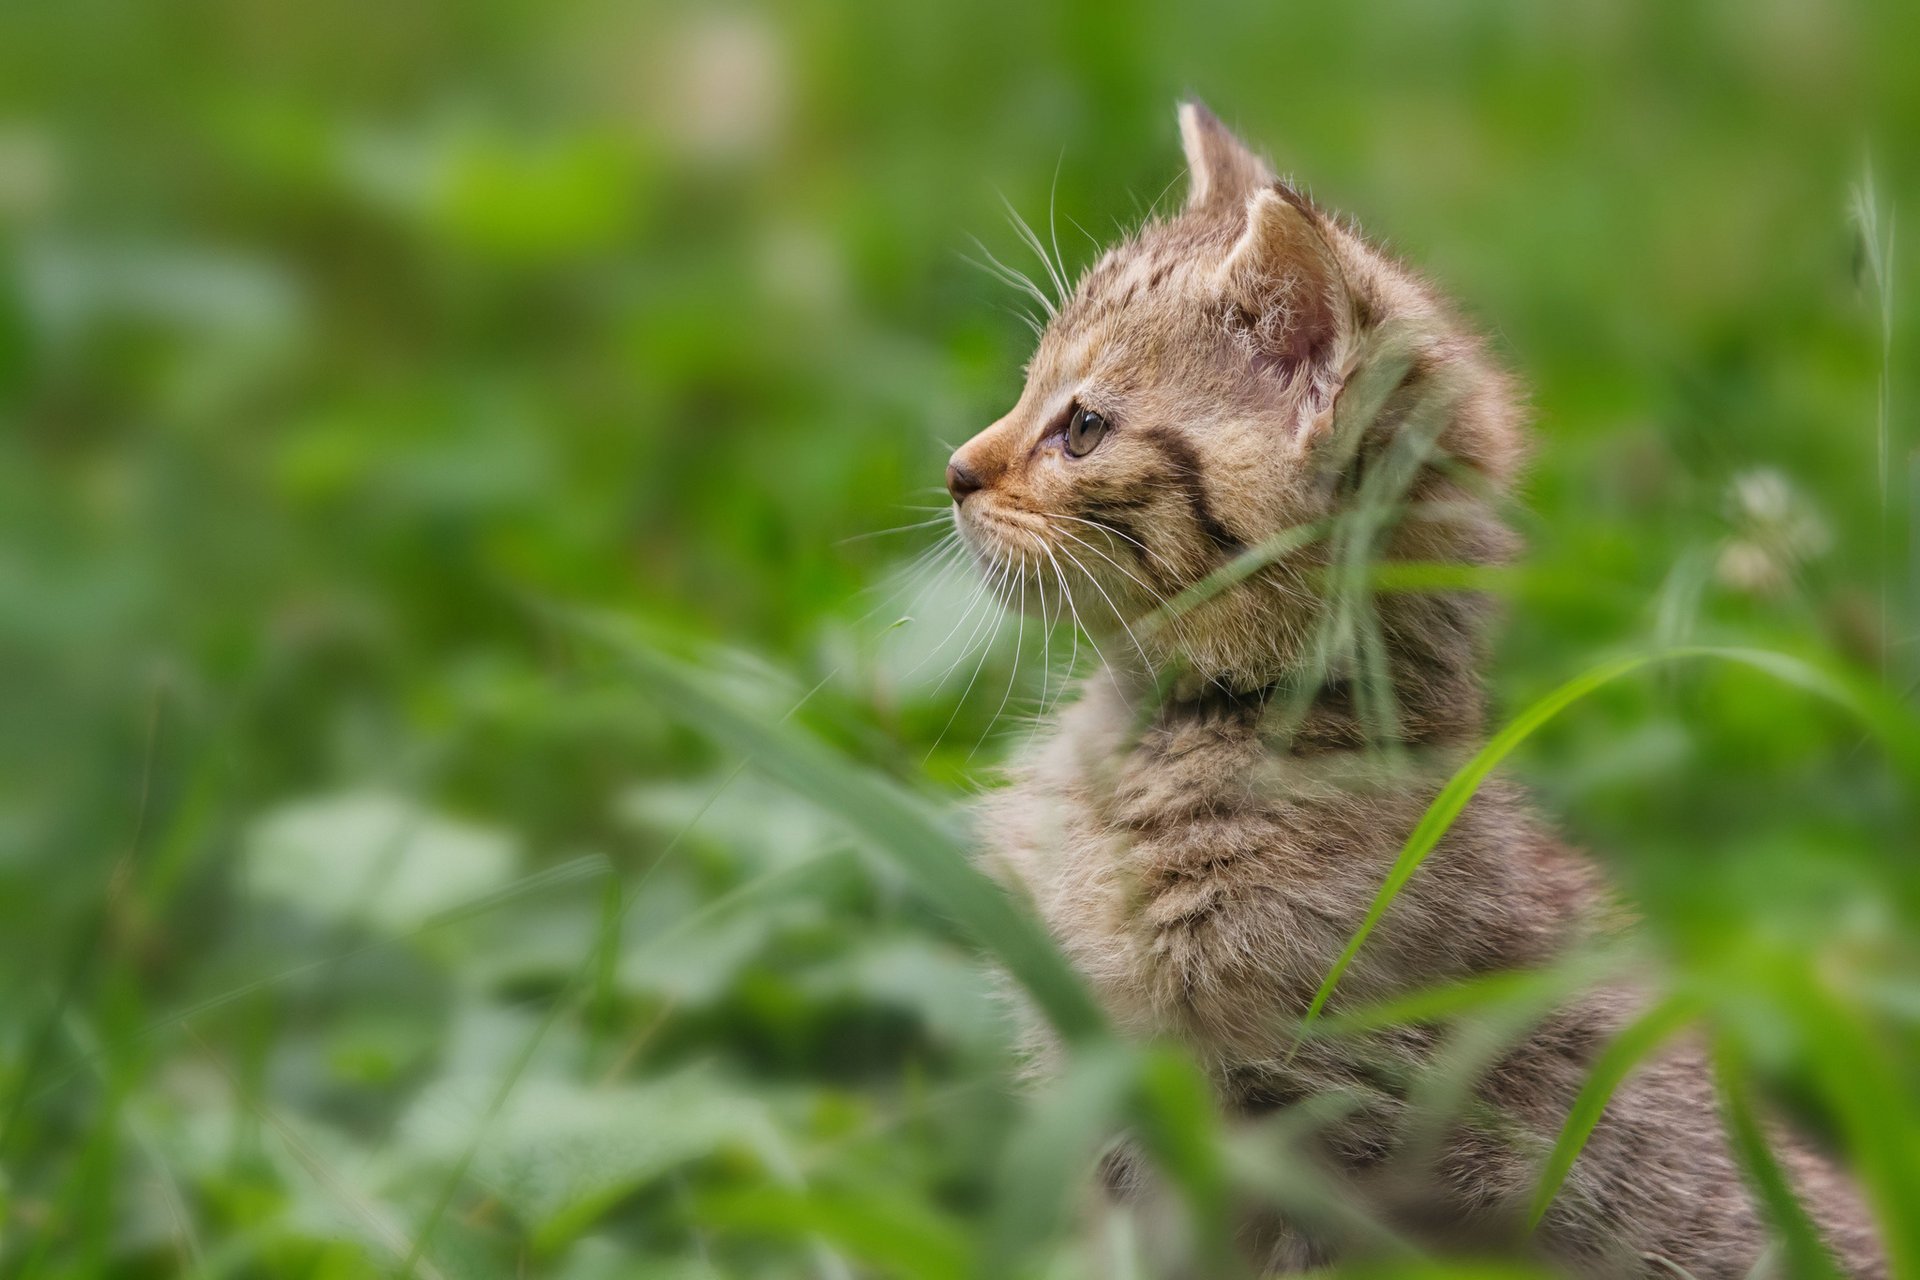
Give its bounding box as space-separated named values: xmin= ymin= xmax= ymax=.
xmin=983 ymin=678 xmax=1881 ymax=1274
xmin=948 ymin=103 xmax=1884 ymax=1275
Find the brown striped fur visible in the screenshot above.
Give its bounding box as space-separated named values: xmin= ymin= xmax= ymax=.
xmin=949 ymin=102 xmax=1885 ymax=1276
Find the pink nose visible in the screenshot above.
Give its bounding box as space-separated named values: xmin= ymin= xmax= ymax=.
xmin=946 ymin=458 xmax=983 ymax=503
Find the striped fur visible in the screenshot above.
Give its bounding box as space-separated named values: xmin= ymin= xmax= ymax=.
xmin=950 ymin=102 xmax=1884 ymax=1275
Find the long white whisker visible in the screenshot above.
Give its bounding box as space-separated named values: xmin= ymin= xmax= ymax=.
xmin=904 ymin=553 xmax=998 ymax=680
xmin=962 ymin=240 xmax=1056 ymax=319
xmin=1046 ymin=525 xmax=1208 ymax=656
xmin=1038 ymin=540 xmax=1085 ymax=716
xmin=836 ymin=516 xmax=955 ymax=545
xmin=972 ymin=563 xmax=1028 ymax=761
xmin=854 ymin=532 xmax=963 ymax=624
xmin=999 ymin=304 xmax=1045 ymax=340
xmin=1045 ymin=512 xmax=1182 ymax=575
xmin=1047 ymin=152 xmax=1069 ymax=304
xmin=1049 ymin=526 xmax=1207 ymax=659
xmin=1028 ymin=534 xmax=1053 ymax=721
xmin=927 ymin=554 xmax=1011 ymax=760
xmin=928 ymin=557 xmax=1008 ymax=692
xmin=1145 ymin=166 xmax=1187 ymax=224
xmin=1051 ymin=525 xmax=1169 ymax=604
xmin=887 ymin=540 xmax=963 ymax=612
xmin=1055 ymin=540 xmax=1155 ymax=686
xmin=1000 ymin=194 xmax=1068 ymax=308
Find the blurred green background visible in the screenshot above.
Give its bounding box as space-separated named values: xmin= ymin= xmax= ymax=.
xmin=3 ymin=0 xmax=1918 ymax=1275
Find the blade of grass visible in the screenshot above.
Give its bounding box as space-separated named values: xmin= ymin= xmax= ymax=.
xmin=698 ymin=1183 xmax=964 ymax=1280
xmin=58 ymin=1012 xmax=205 ymax=1276
xmin=398 ymin=940 xmax=597 ymax=1278
xmin=1221 ymin=1091 xmax=1423 ymax=1258
xmin=985 ymin=1041 xmax=1140 ymax=1276
xmin=1308 ymin=942 xmax=1629 ymax=1041
xmin=1770 ymin=969 xmax=1920 ymax=1275
xmin=24 ymin=854 xmax=614 ymax=1108
xmin=1130 ymin=1045 xmax=1237 ymax=1276
xmin=185 ymin=1026 xmax=452 ymax=1280
xmin=1713 ymin=1034 xmax=1845 ymax=1280
xmin=566 ymin=608 xmax=1108 ymax=1044
xmin=1849 ymin=160 xmax=1895 ymax=682
xmin=1300 ymin=645 xmax=1920 ymax=1032
xmin=1527 ymin=991 xmax=1704 ymax=1227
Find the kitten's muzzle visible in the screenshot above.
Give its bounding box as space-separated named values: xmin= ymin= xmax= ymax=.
xmin=945 ymin=457 xmax=984 ymax=504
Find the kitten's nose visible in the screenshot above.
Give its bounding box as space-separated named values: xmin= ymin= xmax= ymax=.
xmin=946 ymin=457 xmax=983 ymax=504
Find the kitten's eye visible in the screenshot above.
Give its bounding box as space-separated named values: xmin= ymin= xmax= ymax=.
xmin=1065 ymin=406 xmax=1109 ymax=458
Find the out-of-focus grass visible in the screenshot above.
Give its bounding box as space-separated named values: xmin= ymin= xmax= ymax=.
xmin=2 ymin=0 xmax=1917 ymax=1276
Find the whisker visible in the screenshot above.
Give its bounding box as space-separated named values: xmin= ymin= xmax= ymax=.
xmin=1028 ymin=535 xmax=1053 ymax=724
xmin=1144 ymin=165 xmax=1188 ymax=224
xmin=927 ymin=556 xmax=1012 ymax=760
xmin=1000 ymin=193 xmax=1069 ymax=309
xmin=1047 ymin=151 xmax=1069 ymax=302
xmin=1055 ymin=540 xmax=1156 ymax=685
xmin=1052 ymin=526 xmax=1175 ymax=613
xmin=961 ymin=241 xmax=1057 ymax=319
xmin=910 ymin=559 xmax=1002 ymax=684
xmin=1066 ymin=213 xmax=1104 ymax=256
xmin=890 ymin=536 xmax=968 ymax=606
xmin=972 ymin=562 xmax=1028 ymax=761
xmin=1052 ymin=525 xmax=1207 ymax=665
xmin=1038 ymin=540 xmax=1086 ymax=717
xmin=836 ymin=516 xmax=955 ymax=546
xmin=999 ymin=303 xmax=1046 ymax=340
xmin=852 ymin=533 xmax=964 ymax=624
xmin=1047 ymin=512 xmax=1183 ymax=576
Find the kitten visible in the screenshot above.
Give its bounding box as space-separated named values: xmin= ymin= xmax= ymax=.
xmin=945 ymin=101 xmax=1885 ymax=1277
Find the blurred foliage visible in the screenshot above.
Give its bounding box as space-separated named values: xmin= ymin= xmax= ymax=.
xmin=2 ymin=0 xmax=1918 ymax=1275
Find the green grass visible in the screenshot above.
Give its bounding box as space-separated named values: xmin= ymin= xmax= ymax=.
xmin=2 ymin=0 xmax=1918 ymax=1275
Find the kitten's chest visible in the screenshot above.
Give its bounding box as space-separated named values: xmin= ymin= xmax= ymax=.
xmin=981 ymin=684 xmax=1396 ymax=1045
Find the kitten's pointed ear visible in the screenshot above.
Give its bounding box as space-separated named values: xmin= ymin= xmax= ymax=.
xmin=1217 ymin=185 xmax=1353 ymax=383
xmin=1179 ymin=100 xmax=1273 ymax=212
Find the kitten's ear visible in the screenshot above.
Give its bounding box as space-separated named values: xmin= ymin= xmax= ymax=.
xmin=1216 ymin=185 xmax=1354 ymax=384
xmin=1179 ymin=100 xmax=1273 ymax=212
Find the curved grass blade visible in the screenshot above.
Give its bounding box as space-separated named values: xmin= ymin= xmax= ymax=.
xmin=1527 ymin=991 xmax=1704 ymax=1227
xmin=1769 ymin=969 xmax=1920 ymax=1275
xmin=1713 ymin=1034 xmax=1846 ymax=1280
xmin=1308 ymin=943 xmax=1628 ymax=1041
xmin=1300 ymin=646 xmax=1920 ymax=1031
xmin=568 ymin=608 xmax=1108 ymax=1043
xmin=986 ymin=1041 xmax=1141 ymax=1275
xmin=1131 ymin=1045 xmax=1236 ymax=1274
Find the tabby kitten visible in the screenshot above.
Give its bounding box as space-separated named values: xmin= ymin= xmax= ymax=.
xmin=945 ymin=102 xmax=1885 ymax=1276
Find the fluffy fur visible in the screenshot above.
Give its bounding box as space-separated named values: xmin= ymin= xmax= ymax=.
xmin=946 ymin=101 xmax=1885 ymax=1275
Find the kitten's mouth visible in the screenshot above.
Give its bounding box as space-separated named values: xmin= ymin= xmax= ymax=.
xmin=954 ymin=501 xmax=1050 ymax=575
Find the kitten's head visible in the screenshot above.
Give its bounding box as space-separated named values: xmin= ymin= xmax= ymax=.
xmin=948 ymin=102 xmax=1525 ymax=700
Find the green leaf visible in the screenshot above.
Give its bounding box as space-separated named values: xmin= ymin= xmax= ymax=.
xmin=244 ymin=791 xmax=518 ymax=934
xmin=699 ymin=1181 xmax=974 ymax=1280
xmin=400 ymin=1070 xmax=763 ymax=1251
